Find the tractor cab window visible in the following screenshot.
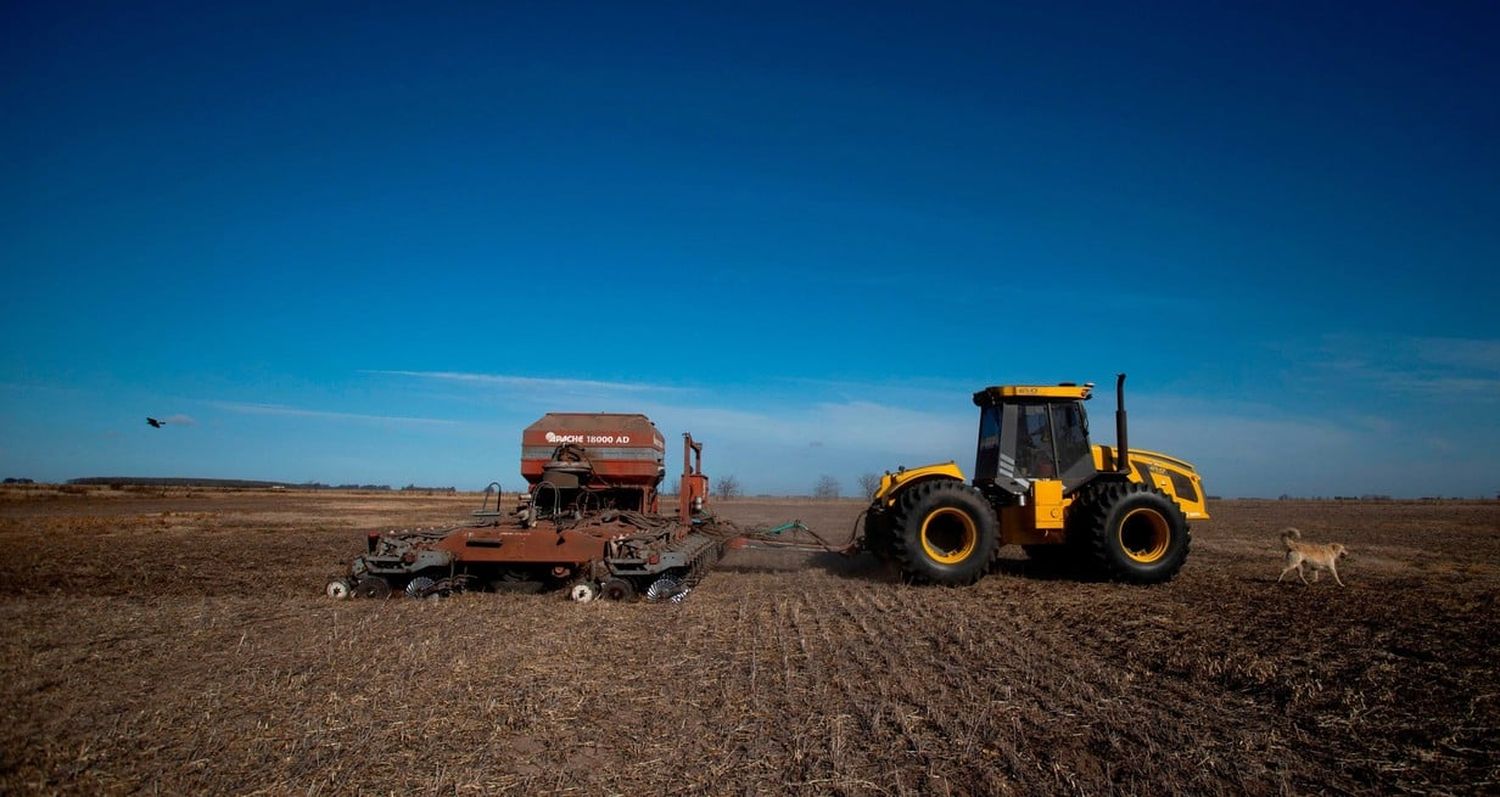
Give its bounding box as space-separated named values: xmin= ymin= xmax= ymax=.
xmin=1015 ymin=405 xmax=1057 ymax=478
xmin=1051 ymin=402 xmax=1090 ymax=471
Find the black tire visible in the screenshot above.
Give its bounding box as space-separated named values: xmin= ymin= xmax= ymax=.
xmin=1069 ymin=480 xmax=1191 ymax=583
xmin=889 ymin=480 xmax=999 ymax=585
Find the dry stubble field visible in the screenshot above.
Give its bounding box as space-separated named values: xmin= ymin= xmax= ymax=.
xmin=1 ymin=487 xmax=1496 ymax=795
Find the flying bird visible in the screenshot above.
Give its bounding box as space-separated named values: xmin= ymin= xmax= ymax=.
xmin=147 ymin=417 xmax=164 ymax=428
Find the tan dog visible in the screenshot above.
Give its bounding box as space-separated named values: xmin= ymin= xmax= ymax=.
xmin=1276 ymin=528 xmax=1348 ymax=587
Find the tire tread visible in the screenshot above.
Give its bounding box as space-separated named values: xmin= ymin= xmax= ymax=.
xmin=888 ymin=480 xmax=999 ymax=586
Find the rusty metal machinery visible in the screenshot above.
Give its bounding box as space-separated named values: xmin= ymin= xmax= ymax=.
xmin=518 ymin=413 xmax=667 ymax=524
xmin=327 ymin=414 xmax=732 ymax=603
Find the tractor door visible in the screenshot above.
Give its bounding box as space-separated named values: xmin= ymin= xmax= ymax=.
xmin=1014 ymin=404 xmax=1058 ymax=478
xmin=1048 ymin=401 xmax=1096 ymax=491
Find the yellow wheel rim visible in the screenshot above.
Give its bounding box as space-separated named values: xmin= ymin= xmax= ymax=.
xmin=1119 ymin=508 xmax=1171 ymax=564
xmin=920 ymin=507 xmax=978 ymax=565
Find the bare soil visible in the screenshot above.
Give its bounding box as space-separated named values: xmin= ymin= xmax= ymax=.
xmin=1 ymin=487 xmax=1495 ymax=795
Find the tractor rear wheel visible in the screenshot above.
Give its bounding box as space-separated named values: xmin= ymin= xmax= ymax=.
xmin=889 ymin=480 xmax=999 ymax=585
xmin=1069 ymin=481 xmax=1190 ymax=583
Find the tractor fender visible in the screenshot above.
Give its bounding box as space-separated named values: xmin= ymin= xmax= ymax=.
xmin=872 ymin=462 xmax=967 ymax=507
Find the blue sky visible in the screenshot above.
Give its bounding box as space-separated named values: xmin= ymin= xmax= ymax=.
xmin=2 ymin=1 xmax=1497 ymax=497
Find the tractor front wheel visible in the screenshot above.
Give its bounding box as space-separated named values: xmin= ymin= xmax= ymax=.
xmin=889 ymin=480 xmax=999 ymax=585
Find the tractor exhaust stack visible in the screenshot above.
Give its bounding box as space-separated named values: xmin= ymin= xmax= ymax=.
xmin=1115 ymin=373 xmax=1130 ymax=473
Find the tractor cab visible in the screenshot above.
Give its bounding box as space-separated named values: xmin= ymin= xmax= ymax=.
xmin=972 ymin=383 xmax=1098 ymax=496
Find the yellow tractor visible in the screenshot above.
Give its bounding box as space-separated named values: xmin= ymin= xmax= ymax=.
xmin=863 ymin=375 xmax=1208 ymax=584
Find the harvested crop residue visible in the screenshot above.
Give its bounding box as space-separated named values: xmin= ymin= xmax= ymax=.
xmin=1 ymin=490 xmax=1496 ymax=794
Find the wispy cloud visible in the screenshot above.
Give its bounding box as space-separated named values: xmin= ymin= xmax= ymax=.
xmin=625 ymin=397 xmax=974 ymax=495
xmin=365 ymin=370 xmax=684 ymax=394
xmin=209 ymin=401 xmax=458 ymax=426
xmin=161 ymin=413 xmax=197 ymax=426
xmin=774 ymin=375 xmax=977 ymax=405
xmin=1409 ymin=336 xmax=1500 ymax=373
xmin=650 ymin=399 xmax=970 ymax=454
xmin=1306 ymin=334 xmax=1500 ymax=400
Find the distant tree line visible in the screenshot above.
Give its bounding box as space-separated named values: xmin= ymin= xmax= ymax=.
xmin=1270 ymin=494 xmax=1487 ymax=501
xmin=67 ymin=477 xmax=397 ymax=491
xmin=70 ymin=477 xmax=291 ymax=488
xmin=1280 ymin=493 xmax=1395 ymax=501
